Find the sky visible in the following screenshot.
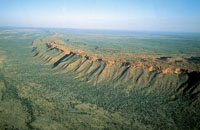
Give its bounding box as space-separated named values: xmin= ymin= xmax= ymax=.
xmin=0 ymin=0 xmax=200 ymax=32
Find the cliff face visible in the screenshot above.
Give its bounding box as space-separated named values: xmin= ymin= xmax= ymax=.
xmin=31 ymin=33 xmax=200 ymax=107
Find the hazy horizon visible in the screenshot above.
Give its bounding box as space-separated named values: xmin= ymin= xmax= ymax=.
xmin=0 ymin=0 xmax=200 ymax=32
xmin=0 ymin=2 xmax=200 ymax=128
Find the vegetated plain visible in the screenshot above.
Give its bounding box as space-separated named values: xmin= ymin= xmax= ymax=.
xmin=0 ymin=28 xmax=200 ymax=130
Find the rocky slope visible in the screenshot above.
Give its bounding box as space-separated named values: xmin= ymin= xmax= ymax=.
xmin=31 ymin=33 xmax=200 ymax=107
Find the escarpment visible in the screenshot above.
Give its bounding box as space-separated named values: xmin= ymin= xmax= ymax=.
xmin=31 ymin=33 xmax=200 ymax=106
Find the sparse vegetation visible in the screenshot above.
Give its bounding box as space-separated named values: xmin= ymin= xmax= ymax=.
xmin=0 ymin=28 xmax=200 ymax=129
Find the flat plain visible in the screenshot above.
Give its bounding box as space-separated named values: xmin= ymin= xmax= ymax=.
xmin=0 ymin=28 xmax=200 ymax=130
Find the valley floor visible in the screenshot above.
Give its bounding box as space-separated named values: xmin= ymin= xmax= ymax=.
xmin=0 ymin=30 xmax=200 ymax=130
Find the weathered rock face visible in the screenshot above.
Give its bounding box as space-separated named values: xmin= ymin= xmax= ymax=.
xmin=32 ymin=33 xmax=200 ymax=106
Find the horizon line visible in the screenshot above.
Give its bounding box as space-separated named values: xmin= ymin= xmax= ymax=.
xmin=0 ymin=26 xmax=200 ymax=34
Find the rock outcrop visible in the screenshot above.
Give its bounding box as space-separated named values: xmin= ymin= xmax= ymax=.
xmin=31 ymin=32 xmax=200 ymax=106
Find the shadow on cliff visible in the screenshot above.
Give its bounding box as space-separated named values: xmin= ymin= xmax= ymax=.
xmin=177 ymin=71 xmax=200 ymax=100
xmin=53 ymin=52 xmax=72 ymax=68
